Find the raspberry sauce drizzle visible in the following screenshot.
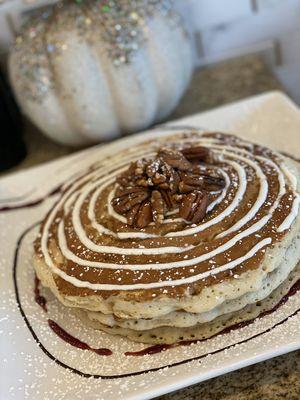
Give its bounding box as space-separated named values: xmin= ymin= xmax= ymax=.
xmin=40 ymin=270 xmax=300 ymax=357
xmin=46 ymin=279 xmax=300 ymax=357
xmin=34 ymin=275 xmax=47 ymax=312
xmin=48 ymin=319 xmax=112 ymax=356
xmin=125 ymin=278 xmax=300 ymax=356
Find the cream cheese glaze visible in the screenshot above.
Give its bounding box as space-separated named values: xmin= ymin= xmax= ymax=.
xmin=34 ymin=132 xmax=300 ymax=299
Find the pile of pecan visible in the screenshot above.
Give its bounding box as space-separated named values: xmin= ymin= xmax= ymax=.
xmin=111 ymin=146 xmax=225 ymax=228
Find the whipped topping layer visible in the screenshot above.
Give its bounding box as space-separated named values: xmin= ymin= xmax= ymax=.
xmin=35 ymin=132 xmax=300 ymax=298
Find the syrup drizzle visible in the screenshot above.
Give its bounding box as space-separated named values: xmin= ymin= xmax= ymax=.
xmin=34 ymin=275 xmax=47 ymax=312
xmin=48 ymin=319 xmax=112 ymax=356
xmin=37 ymin=272 xmax=300 ymax=357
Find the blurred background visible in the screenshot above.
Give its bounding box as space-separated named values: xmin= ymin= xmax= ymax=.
xmin=0 ymin=0 xmax=299 ymax=172
xmin=1 ymin=0 xmax=300 ymax=99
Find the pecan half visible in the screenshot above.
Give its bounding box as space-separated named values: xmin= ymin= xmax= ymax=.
xmin=135 ymin=201 xmax=153 ymax=228
xmin=158 ymin=149 xmax=191 ymax=171
xmin=181 ymin=146 xmax=209 ymax=162
xmin=114 ymin=186 xmax=145 ymax=198
xmin=112 ymin=188 xmax=149 ymax=213
xmin=127 ymin=201 xmax=153 ymax=228
xmin=179 ymin=191 xmax=209 ymax=224
xmin=126 ymin=203 xmax=140 ymax=226
xmin=201 ymin=174 xmax=226 ymax=191
xmin=179 ymin=173 xmax=205 ymax=193
xmin=151 ymin=190 xmax=165 ymax=225
xmin=160 ymin=189 xmax=176 ymax=209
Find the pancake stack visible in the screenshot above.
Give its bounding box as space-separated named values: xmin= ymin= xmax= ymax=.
xmin=34 ymin=131 xmax=300 ymax=344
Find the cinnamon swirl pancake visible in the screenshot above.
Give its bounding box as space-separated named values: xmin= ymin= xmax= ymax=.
xmin=34 ymin=131 xmax=300 ymax=344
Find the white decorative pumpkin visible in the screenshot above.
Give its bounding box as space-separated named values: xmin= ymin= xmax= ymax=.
xmin=9 ymin=0 xmax=194 ymax=146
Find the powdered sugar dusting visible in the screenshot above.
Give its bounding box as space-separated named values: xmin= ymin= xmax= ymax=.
xmin=1 ymin=106 xmax=300 ymax=398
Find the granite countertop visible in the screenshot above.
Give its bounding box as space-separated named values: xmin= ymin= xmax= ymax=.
xmin=3 ymin=54 xmax=300 ymax=399
xmin=157 ymin=352 xmax=300 ymax=400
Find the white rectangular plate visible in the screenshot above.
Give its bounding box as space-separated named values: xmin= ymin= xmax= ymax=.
xmin=1 ymin=91 xmax=300 ymax=400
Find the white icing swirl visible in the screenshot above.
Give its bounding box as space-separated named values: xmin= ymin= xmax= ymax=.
xmin=39 ymin=133 xmax=299 ymax=291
